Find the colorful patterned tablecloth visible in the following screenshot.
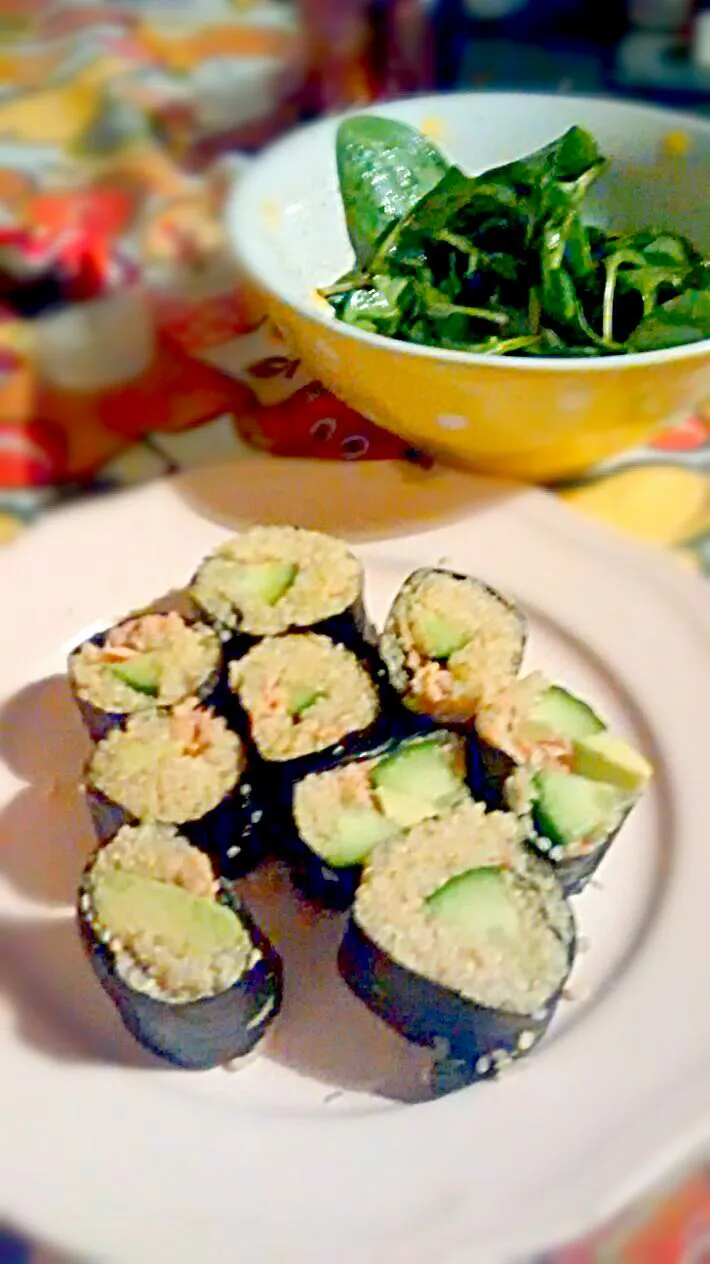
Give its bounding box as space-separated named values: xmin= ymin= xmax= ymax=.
xmin=0 ymin=3 xmax=709 ymax=1260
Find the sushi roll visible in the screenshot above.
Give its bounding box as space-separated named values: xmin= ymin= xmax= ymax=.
xmin=84 ymin=700 xmax=267 ymax=877
xmin=77 ymin=824 xmax=282 ymax=1068
xmin=475 ymin=674 xmax=653 ymax=894
xmin=338 ymin=800 xmax=575 ymax=1095
xmin=190 ymin=525 xmax=371 ymax=658
xmin=68 ymin=610 xmax=224 ymax=741
xmin=284 ymin=732 xmax=473 ymax=909
xmin=380 ymin=568 xmax=526 ymax=727
xmin=228 ymin=632 xmax=384 ymax=783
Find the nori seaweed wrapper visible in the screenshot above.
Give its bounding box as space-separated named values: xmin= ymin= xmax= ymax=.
xmin=68 ymin=617 xmax=229 ymax=743
xmin=379 ymin=568 xmax=527 ymax=729
xmin=465 ymin=737 xmax=516 ymax=810
xmin=526 ymin=807 xmax=633 ymax=897
xmin=84 ymin=773 xmax=269 ymax=880
xmin=77 ymin=878 xmax=282 ymax=1069
xmin=276 ymin=731 xmax=482 ymax=911
xmin=338 ymin=912 xmax=575 ymax=1097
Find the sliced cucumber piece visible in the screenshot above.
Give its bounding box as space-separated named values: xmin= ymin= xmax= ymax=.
xmin=371 ymin=738 xmax=463 ymax=806
xmin=287 ymin=684 xmax=325 ymax=717
xmin=317 ymin=806 xmax=398 ymax=867
xmin=533 ymin=769 xmax=623 ymax=847
xmin=224 ymin=560 xmax=298 ymax=608
xmin=373 ymin=785 xmax=444 ymax=829
xmin=410 ymin=609 xmax=470 ymax=661
xmin=426 ymin=866 xmax=519 ymax=941
xmin=527 ymin=685 xmax=605 ymax=741
xmin=571 ymin=732 xmax=652 ymax=793
xmin=109 ymin=654 xmax=160 ymax=697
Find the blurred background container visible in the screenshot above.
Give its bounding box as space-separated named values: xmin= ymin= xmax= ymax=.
xmin=299 ymin=0 xmax=710 ymax=115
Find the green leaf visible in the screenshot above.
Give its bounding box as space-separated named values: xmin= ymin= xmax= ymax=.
xmin=336 ymin=115 xmax=450 ymax=268
xmin=626 ymin=290 xmax=710 ymax=351
xmin=327 ymin=113 xmax=709 ymax=360
xmin=335 ymin=275 xmax=411 ymax=337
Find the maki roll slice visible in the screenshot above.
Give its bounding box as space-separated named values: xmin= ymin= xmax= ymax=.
xmin=338 ymin=800 xmax=575 ymax=1096
xmin=228 ymin=632 xmax=383 ymax=783
xmin=285 ymin=732 xmax=473 ymax=909
xmin=77 ymin=824 xmax=282 ymax=1068
xmin=475 ymin=674 xmax=653 ymax=894
xmin=380 ymin=569 xmax=526 ymax=727
xmin=68 ymin=611 xmax=224 ymax=740
xmin=85 ymin=700 xmax=267 ymax=877
xmin=190 ymin=525 xmax=371 ymax=658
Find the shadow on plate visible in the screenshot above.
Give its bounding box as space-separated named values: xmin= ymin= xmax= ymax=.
xmin=0 ymin=674 xmax=91 ymax=787
xmin=1 ymin=861 xmax=432 ymax=1100
xmin=237 ymin=861 xmax=433 ymax=1102
xmin=0 ymin=673 xmax=431 ymax=1098
xmin=0 ymin=867 xmax=433 ymax=1100
xmin=174 ymin=457 xmax=522 ymax=543
xmin=0 ymin=914 xmax=163 ymax=1069
xmin=0 ymin=674 xmax=95 ymax=906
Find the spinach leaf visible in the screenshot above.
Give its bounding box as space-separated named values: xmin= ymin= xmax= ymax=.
xmin=336 ymin=116 xmax=450 ymax=269
xmin=626 ymin=290 xmax=710 ymax=351
xmin=323 ymin=115 xmax=709 ymax=358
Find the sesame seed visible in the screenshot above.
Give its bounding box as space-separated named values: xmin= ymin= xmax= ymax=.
xmin=475 ymin=1055 xmax=491 ymax=1076
xmin=226 ymin=845 xmax=240 ymax=858
xmin=517 ymin=1030 xmax=536 ymax=1052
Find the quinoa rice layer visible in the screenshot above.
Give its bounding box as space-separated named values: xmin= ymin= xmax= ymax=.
xmin=354 ymin=800 xmax=573 ymax=1014
xmin=191 ymin=525 xmax=362 ymax=636
xmin=83 ymin=824 xmax=252 ymax=1003
xmin=88 ymin=700 xmax=243 ymax=823
xmin=382 ymin=571 xmax=523 ymax=724
xmin=230 ymin=633 xmax=379 ymax=761
xmin=70 ymin=612 xmax=220 ymax=714
xmin=294 ymin=735 xmax=467 ymax=853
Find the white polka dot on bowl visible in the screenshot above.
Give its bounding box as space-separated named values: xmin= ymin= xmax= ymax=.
xmin=437 ymin=413 xmax=469 ymax=431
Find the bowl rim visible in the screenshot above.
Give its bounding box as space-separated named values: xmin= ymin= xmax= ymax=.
xmin=228 ymin=89 xmax=710 ymax=374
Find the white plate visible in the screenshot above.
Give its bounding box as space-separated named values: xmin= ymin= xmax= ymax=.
xmin=2 ymin=458 xmax=709 ymax=1264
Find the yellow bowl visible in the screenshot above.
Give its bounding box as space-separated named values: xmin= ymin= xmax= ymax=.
xmin=228 ymin=93 xmax=710 ymax=481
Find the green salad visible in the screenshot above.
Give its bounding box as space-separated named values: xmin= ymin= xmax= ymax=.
xmin=321 ymin=115 xmax=710 ymax=358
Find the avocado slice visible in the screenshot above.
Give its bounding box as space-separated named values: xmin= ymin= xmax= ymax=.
xmin=571 ymin=733 xmax=652 ymax=794
xmin=106 ymin=737 xmax=165 ymax=775
xmin=373 ymin=785 xmax=444 ymax=829
xmin=317 ymin=806 xmax=398 ymax=867
xmin=527 ymin=685 xmax=605 ymax=742
xmin=426 ymin=866 xmax=519 ymax=942
xmin=287 ymin=684 xmax=325 ymax=717
xmin=223 ymin=560 xmax=298 ymax=608
xmin=371 ymin=738 xmax=463 ymax=806
xmin=109 ymin=654 xmax=161 ymax=697
xmin=410 ymin=609 xmax=470 ymax=661
xmin=92 ymin=870 xmax=249 ymax=959
xmin=533 ymin=770 xmax=624 ymax=847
